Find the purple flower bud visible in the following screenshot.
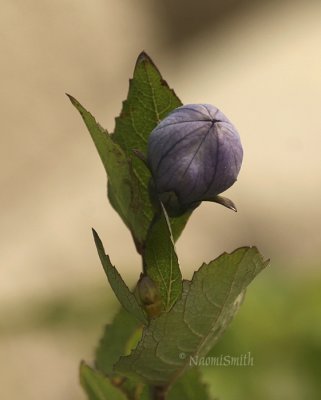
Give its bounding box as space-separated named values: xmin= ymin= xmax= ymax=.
xmin=147 ymin=104 xmax=243 ymax=209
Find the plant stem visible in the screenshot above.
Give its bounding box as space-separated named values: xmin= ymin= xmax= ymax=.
xmin=152 ymin=385 xmax=167 ymax=400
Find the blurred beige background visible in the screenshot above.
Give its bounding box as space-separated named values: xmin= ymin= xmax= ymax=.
xmin=1 ymin=1 xmax=321 ymax=399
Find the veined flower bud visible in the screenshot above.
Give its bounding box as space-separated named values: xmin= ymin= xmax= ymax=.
xmin=147 ymin=104 xmax=243 ymax=211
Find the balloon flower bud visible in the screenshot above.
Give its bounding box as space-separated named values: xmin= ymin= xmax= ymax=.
xmin=147 ymin=104 xmax=243 ymax=214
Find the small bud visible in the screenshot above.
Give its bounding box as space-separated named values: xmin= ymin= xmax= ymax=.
xmin=137 ymin=275 xmax=162 ymax=318
xmin=138 ymin=275 xmax=159 ymax=305
xmin=147 ymin=104 xmax=243 ymax=212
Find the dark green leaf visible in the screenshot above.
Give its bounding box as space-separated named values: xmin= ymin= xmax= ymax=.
xmin=95 ymin=307 xmax=142 ymax=375
xmin=80 ymin=362 xmax=127 ymax=400
xmin=67 ymin=94 xmax=149 ymax=247
xmin=170 ymin=210 xmax=192 ymax=242
xmin=187 ymin=246 xmax=268 ymax=351
xmin=115 ymin=247 xmax=268 ymax=386
xmin=111 ymin=52 xmax=190 ymax=243
xmin=114 ymin=281 xmax=190 ymax=385
xmin=68 ymin=54 xmax=193 ymax=247
xmin=67 ymin=94 xmax=114 ymax=174
xmin=92 ymin=229 xmax=147 ymax=325
xmin=144 ymin=205 xmax=182 ymax=312
xmin=95 ymin=307 xmax=150 ymax=400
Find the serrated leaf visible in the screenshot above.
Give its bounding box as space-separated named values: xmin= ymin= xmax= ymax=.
xmin=93 ymin=229 xmax=147 ymax=325
xmin=67 ymin=94 xmax=148 ymax=248
xmin=80 ymin=362 xmax=127 ymax=400
xmin=67 ymin=94 xmax=114 ymax=174
xmin=68 ymin=55 xmax=194 ymax=247
xmin=95 ymin=307 xmax=149 ymax=400
xmin=183 ymin=247 xmax=264 ymax=356
xmin=95 ymin=307 xmax=143 ymax=375
xmin=111 ymin=52 xmax=190 ymax=243
xmin=144 ymin=205 xmax=182 ymax=312
xmin=115 ymin=247 xmax=268 ymax=386
xmin=167 ymin=368 xmax=212 ymax=400
xmin=114 ymin=281 xmax=190 ymax=385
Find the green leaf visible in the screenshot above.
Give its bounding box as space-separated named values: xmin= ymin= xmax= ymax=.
xmin=111 ymin=52 xmax=190 ymax=243
xmin=183 ymin=247 xmax=264 ymax=356
xmin=68 ymin=54 xmax=193 ymax=247
xmin=67 ymin=94 xmax=114 ymax=174
xmin=67 ymin=94 xmax=148 ymax=248
xmin=114 ymin=281 xmax=190 ymax=385
xmin=80 ymin=362 xmax=127 ymax=400
xmin=167 ymin=368 xmax=212 ymax=400
xmin=144 ymin=205 xmax=182 ymax=312
xmin=95 ymin=307 xmax=143 ymax=375
xmin=115 ymin=247 xmax=268 ymax=386
xmin=170 ymin=210 xmax=193 ymax=243
xmin=95 ymin=307 xmax=150 ymax=400
xmin=92 ymin=229 xmax=147 ymax=325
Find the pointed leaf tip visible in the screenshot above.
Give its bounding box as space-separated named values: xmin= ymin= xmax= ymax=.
xmin=136 ymin=51 xmax=152 ymax=64
xmin=92 ymin=228 xmax=103 ymax=252
xmin=66 ymin=93 xmax=77 ymax=105
xmin=92 ymin=227 xmax=98 ymax=240
xmin=135 ymin=51 xmax=160 ymax=73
